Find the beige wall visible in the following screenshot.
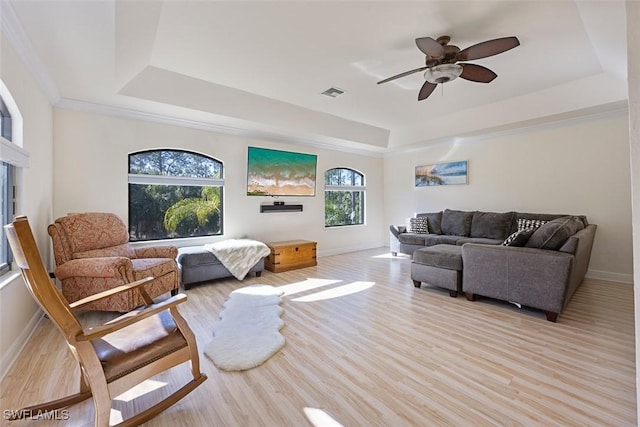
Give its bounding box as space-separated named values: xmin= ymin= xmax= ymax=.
xmin=0 ymin=32 xmax=53 ymax=377
xmin=52 ymin=108 xmax=386 ymax=256
xmin=384 ymin=112 xmax=633 ymax=282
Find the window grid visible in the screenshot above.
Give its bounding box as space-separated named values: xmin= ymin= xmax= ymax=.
xmin=324 ymin=168 xmax=365 ymax=227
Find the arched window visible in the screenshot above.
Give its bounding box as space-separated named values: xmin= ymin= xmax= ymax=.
xmin=0 ymin=79 xmax=26 ymax=275
xmin=128 ymin=149 xmax=224 ymax=241
xmin=324 ymin=168 xmax=365 ymax=227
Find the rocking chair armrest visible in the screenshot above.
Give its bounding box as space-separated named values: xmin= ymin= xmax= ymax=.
xmin=69 ymin=276 xmax=154 ymax=311
xmin=77 ymin=293 xmax=188 ymax=341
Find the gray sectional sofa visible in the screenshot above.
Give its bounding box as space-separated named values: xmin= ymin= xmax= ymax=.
xmin=390 ymin=209 xmax=597 ymax=322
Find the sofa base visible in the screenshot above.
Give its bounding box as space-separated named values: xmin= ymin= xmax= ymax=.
xmin=465 ymin=292 xmax=559 ymax=323
xmin=411 ymin=263 xmax=461 ymax=296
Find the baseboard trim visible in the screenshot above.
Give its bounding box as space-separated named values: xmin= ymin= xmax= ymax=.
xmin=318 ymin=242 xmax=385 ymax=258
xmin=585 ymin=269 xmax=633 ymax=285
xmin=0 ymin=308 xmax=44 ymax=381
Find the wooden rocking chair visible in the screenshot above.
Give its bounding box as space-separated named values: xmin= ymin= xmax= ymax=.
xmin=4 ymin=216 xmax=207 ymax=426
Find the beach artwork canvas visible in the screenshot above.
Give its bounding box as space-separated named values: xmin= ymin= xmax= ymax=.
xmin=415 ymin=161 xmax=468 ymax=187
xmin=247 ymin=147 xmax=317 ymax=196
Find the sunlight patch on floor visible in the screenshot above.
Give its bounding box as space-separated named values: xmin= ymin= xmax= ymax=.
xmin=303 ymin=407 xmax=344 ymax=427
xmin=372 ymin=252 xmax=409 ymax=259
xmin=114 ymin=379 xmax=167 ymax=402
xmin=275 ymin=278 xmax=342 ymax=296
xmin=291 ymin=281 xmax=375 ymax=302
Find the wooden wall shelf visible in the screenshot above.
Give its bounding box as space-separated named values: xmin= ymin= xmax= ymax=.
xmin=260 ymin=204 xmax=303 ymax=213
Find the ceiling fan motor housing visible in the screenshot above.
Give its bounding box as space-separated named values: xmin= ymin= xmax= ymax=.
xmin=424 ymin=64 xmax=463 ymax=84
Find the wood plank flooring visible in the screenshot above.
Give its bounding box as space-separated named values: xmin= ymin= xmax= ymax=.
xmin=1 ymin=248 xmax=636 ymax=426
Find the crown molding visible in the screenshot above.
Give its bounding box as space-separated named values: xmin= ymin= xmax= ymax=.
xmin=55 ymin=98 xmax=385 ymax=158
xmin=0 ymin=1 xmax=60 ymax=104
xmin=384 ymin=100 xmax=630 ymax=157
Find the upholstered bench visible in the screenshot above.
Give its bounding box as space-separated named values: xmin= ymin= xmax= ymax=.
xmin=177 ymin=246 xmax=264 ymax=290
xmin=410 ymin=244 xmax=463 ymax=297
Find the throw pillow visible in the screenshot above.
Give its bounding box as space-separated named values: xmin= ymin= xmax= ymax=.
xmin=417 ymin=211 xmax=442 ymax=235
xmin=517 ymin=218 xmax=548 ymax=232
xmin=409 ymin=217 xmax=429 ymax=234
xmin=525 ymin=216 xmax=586 ymax=250
xmin=502 ymin=228 xmax=536 ymax=247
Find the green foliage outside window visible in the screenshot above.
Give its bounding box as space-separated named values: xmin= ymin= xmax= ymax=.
xmin=325 ymin=168 xmax=365 ymax=227
xmin=129 ymin=150 xmax=223 ymax=241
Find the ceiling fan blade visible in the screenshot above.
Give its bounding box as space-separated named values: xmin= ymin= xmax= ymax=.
xmin=377 ymin=66 xmax=427 ymax=84
xmin=418 ymin=81 xmax=437 ymax=101
xmin=457 ymin=36 xmax=520 ymax=61
xmin=415 ymin=37 xmax=444 ymax=58
xmin=459 ymin=63 xmax=497 ymax=83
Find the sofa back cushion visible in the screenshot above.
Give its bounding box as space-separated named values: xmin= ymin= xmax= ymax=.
xmin=470 ymin=211 xmax=514 ymax=240
xmin=416 ymin=211 xmax=442 ymax=235
xmin=73 ymin=243 xmax=137 ymax=260
xmin=440 ymin=209 xmax=474 ymax=236
xmin=525 ymin=216 xmax=586 ymax=250
xmin=51 ymin=212 xmax=130 ymax=255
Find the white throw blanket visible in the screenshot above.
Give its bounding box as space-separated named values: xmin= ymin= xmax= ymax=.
xmin=204 ymin=239 xmax=271 ymax=280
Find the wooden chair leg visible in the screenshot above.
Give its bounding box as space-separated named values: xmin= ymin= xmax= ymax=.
xmin=114 ymin=375 xmax=207 ymax=427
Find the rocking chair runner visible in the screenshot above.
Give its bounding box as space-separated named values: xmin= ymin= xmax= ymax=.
xmin=4 ymin=216 xmax=207 ymax=426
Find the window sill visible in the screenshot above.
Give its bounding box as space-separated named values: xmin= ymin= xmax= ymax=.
xmin=0 ymin=271 xmax=21 ymax=291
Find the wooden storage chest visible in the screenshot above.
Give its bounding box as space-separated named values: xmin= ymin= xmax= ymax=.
xmin=265 ymin=240 xmax=317 ymax=273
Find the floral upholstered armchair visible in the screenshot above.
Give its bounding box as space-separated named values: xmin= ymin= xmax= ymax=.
xmin=48 ymin=212 xmax=179 ymax=312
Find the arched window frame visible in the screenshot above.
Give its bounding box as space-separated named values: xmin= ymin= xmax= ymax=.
xmin=128 ymin=149 xmax=224 ymax=241
xmin=324 ymin=167 xmax=366 ymax=227
xmin=0 ymin=78 xmax=27 ymax=276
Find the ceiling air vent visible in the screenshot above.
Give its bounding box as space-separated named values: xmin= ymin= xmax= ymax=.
xmin=321 ymin=87 xmax=345 ymax=98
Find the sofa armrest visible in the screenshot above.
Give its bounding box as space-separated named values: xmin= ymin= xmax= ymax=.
xmin=389 ymin=224 xmax=406 ymax=239
xmin=462 ymin=244 xmax=574 ymax=314
xmin=54 ymin=257 xmax=134 ymax=281
xmin=134 ymin=246 xmax=178 ymax=259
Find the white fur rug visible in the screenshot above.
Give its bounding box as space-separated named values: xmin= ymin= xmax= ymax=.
xmin=204 ymin=284 xmax=285 ymax=371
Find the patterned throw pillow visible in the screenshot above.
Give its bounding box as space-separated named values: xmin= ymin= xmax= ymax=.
xmin=517 ymin=218 xmax=548 ymax=232
xmin=502 ymin=218 xmax=549 ymax=246
xmin=409 ymin=217 xmax=429 ymax=234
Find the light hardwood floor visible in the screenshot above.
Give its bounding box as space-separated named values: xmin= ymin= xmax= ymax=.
xmin=1 ymin=248 xmax=636 ymax=426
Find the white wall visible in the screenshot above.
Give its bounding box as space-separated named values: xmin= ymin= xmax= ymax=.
xmin=0 ymin=32 xmax=53 ymax=378
xmin=52 ymin=108 xmax=386 ymax=256
xmin=384 ymin=112 xmax=633 ymax=282
xmin=626 ymin=1 xmax=640 ymax=422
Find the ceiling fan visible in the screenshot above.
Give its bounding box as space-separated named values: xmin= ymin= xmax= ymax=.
xmin=377 ymin=35 xmax=520 ymax=101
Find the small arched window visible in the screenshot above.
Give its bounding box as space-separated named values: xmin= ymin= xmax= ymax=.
xmin=324 ymin=168 xmax=365 ymax=227
xmin=128 ymin=149 xmax=224 ymax=241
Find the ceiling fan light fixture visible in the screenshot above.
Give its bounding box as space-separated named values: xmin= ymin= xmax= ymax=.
xmin=424 ymin=64 xmax=463 ymax=84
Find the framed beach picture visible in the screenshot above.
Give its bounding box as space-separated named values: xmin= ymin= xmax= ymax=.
xmin=415 ymin=160 xmax=468 ymax=187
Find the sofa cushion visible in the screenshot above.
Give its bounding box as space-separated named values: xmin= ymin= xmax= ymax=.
xmin=470 ymin=211 xmax=514 ymax=240
xmin=456 ymin=237 xmax=503 ymax=246
xmin=525 ymin=216 xmax=585 ymax=250
xmin=424 ymin=234 xmax=466 ymax=246
xmin=502 ymin=228 xmax=536 ymax=247
xmin=398 ymin=233 xmax=427 ymax=245
xmin=413 ymin=245 xmax=463 ymax=270
xmin=441 ymin=209 xmax=474 ymax=236
xmin=417 ymin=211 xmax=442 ymax=235
xmin=409 ymin=217 xmax=429 ymax=234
